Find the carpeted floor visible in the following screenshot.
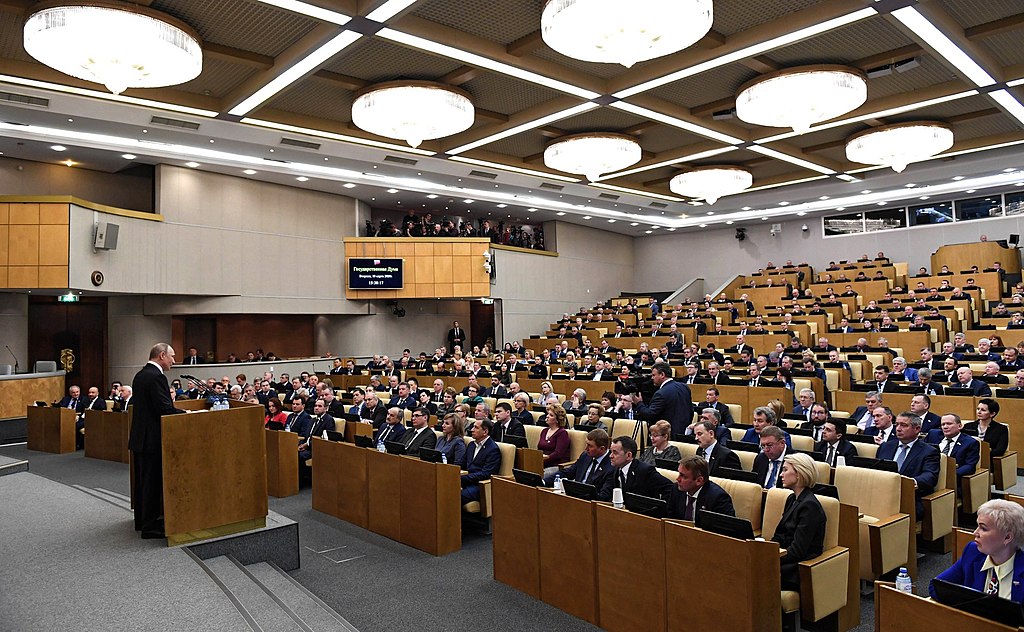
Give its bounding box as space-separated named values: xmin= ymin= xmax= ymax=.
xmin=1 ymin=443 xmax=1010 ymax=632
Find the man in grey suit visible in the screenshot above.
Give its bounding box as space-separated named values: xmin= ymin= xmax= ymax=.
xmin=631 ymin=363 xmax=693 ymax=437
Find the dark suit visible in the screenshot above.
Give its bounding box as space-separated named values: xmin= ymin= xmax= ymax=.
xmin=815 ymin=439 xmax=857 ymax=466
xmin=546 ymin=451 xmax=611 ymax=487
xmin=667 ymin=479 xmax=735 ymax=520
xmin=864 ymin=425 xmax=897 ymax=443
xmin=299 ymin=414 xmax=336 ymax=460
xmin=447 ymin=326 xmax=465 ymax=348
xmin=633 ymin=379 xmax=694 ymax=437
xmin=773 ymin=488 xmax=827 ymax=590
xmin=493 ymin=418 xmax=525 ymax=443
xmin=598 ymin=460 xmax=673 ymax=501
xmin=58 ymin=395 xmax=85 ymax=414
xmin=876 ymin=439 xmax=940 ymax=514
xmin=696 ymin=442 xmax=741 ymax=476
xmin=930 ymin=542 xmax=1024 ymax=601
xmin=462 ymin=438 xmax=502 ymax=502
xmin=704 ymin=401 xmax=735 ymax=426
xmin=388 ymin=395 xmax=417 ymax=410
xmin=949 ymin=379 xmax=992 ymax=396
xmin=925 ymin=431 xmax=980 ymax=476
xmin=374 ymin=422 xmax=406 ymax=446
xmin=402 ymin=426 xmax=438 ymax=453
xmin=482 ymin=385 xmax=509 ymax=399
xmin=284 ymin=410 xmax=313 ymax=438
xmin=753 ymin=451 xmax=787 ymax=488
xmin=128 ymin=362 xmax=185 ymax=534
xmin=360 ymin=403 xmax=387 ymax=429
xmin=918 ymin=411 xmax=942 ymax=434
xmin=962 ymin=420 xmax=1009 ymax=457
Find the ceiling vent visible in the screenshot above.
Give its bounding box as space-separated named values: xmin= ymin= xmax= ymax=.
xmin=383 ymin=155 xmax=418 ymax=166
xmin=598 ymin=192 xmax=620 ymax=200
xmin=539 ymin=182 xmax=564 ymax=191
xmin=468 ymin=169 xmax=498 ymax=179
xmin=0 ymin=91 xmax=48 ymax=108
xmin=279 ymin=137 xmax=321 ymax=150
xmin=150 ymin=115 xmax=200 ymax=130
xmin=649 ymin=202 xmax=668 ymax=209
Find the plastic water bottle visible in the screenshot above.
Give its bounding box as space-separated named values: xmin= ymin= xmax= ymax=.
xmin=377 ymin=441 xmax=386 ymax=453
xmin=895 ymin=567 xmax=912 ymax=593
xmin=553 ymin=474 xmax=563 ymax=493
xmin=441 ymin=452 xmax=447 ymax=464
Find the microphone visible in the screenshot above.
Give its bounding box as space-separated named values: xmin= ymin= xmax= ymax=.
xmin=5 ymin=345 xmax=19 ymax=373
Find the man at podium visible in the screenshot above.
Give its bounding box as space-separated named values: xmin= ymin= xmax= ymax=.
xmin=128 ymin=343 xmax=185 ymax=539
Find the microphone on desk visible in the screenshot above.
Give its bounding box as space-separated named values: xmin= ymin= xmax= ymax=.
xmin=5 ymin=345 xmax=19 ymax=373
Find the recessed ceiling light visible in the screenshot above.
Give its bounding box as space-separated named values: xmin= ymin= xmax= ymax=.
xmin=50 ymin=145 xmax=66 ymax=151
xmin=919 ymin=196 xmax=930 ymax=200
xmin=630 ymin=222 xmax=639 ymax=226
xmin=1003 ymin=168 xmax=1017 ymax=173
xmin=556 ymin=212 xmax=566 ymax=216
xmin=496 ymin=204 xmax=507 ymax=208
xmin=667 ymin=227 xmax=676 ymax=231
xmin=966 ymin=189 xmax=976 ymax=193
xmin=185 ymin=161 xmax=200 ymax=168
xmin=797 ymin=211 xmax=806 ymax=216
xmin=741 ymin=206 xmax=751 ymax=211
xmin=527 ymin=208 xmax=537 ymax=212
xmin=726 ymin=220 xmax=734 ymax=225
xmin=387 ymin=188 xmax=399 ymax=193
xmin=706 ymin=211 xmax=714 ymax=215
xmin=121 ymin=153 xmax=136 ymax=160
xmin=645 ymin=230 xmax=653 ymax=234
xmin=1016 ymin=182 xmax=1024 ymax=187
xmin=699 ymin=223 xmax=707 ymax=228
xmin=651 ymin=226 xmax=659 ymax=229
xmin=778 ymin=201 xmax=789 ymax=206
xmin=296 ymin=176 xmax=309 ymax=182
xmin=761 ymin=217 xmax=769 ymax=220
xmin=952 ymin=176 xmax=964 ymax=180
xmin=426 ymin=194 xmax=438 ymax=199
xmin=819 ymin=195 xmax=829 ymax=200
xmin=63 ymin=159 xmax=74 ymax=167
xmin=343 ymin=183 xmax=357 ymax=188
xmin=607 ymin=219 xmax=616 ymax=223
xmin=243 ymin=169 xmax=257 ymax=175
xmin=836 ymin=207 xmax=846 ymax=211
xmin=860 ymin=189 xmax=871 ymax=194
xmin=905 ymin=183 xmax=916 ymax=187
xmin=463 ymin=199 xmax=474 ymax=203
xmin=582 ymin=215 xmax=592 ymax=220
xmin=876 ymin=201 xmax=886 ymax=205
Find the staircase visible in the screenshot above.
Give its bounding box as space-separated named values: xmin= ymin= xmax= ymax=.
xmin=197 ymin=554 xmax=358 ymax=632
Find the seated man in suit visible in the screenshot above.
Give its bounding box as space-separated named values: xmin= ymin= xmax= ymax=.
xmin=113 ymin=385 xmax=133 ymax=412
xmin=753 ymin=425 xmax=788 ymax=489
xmin=481 ymin=376 xmax=509 ymax=399
xmin=693 ymin=420 xmax=741 ymax=476
xmin=791 ymin=388 xmax=816 ymax=421
xmin=598 ymin=436 xmax=674 ymax=502
xmin=926 ymin=413 xmax=980 ymax=477
xmin=492 ymin=402 xmax=526 ymax=443
xmin=57 ymin=385 xmax=85 ymax=414
xmin=298 ymin=397 xmax=336 ymax=462
xmin=283 ymin=396 xmax=313 ymax=437
xmin=815 ymin=420 xmax=858 ymax=467
xmin=950 ymin=366 xmax=993 ymax=396
xmin=890 ymin=357 xmax=918 ymax=382
xmin=688 ymin=407 xmax=730 ymax=443
xmin=909 ymin=393 xmax=942 ymax=434
xmin=914 ymin=368 xmax=944 ymax=395
xmin=850 ymin=391 xmax=883 ymax=431
xmin=740 ymin=406 xmax=793 ymax=449
xmin=75 ymin=386 xmax=107 ymax=449
xmin=864 ymin=406 xmax=898 ymax=444
xmin=461 ymin=419 xmax=502 ymax=503
xmin=667 ymin=455 xmax=736 ymax=520
xmin=374 ymin=407 xmax=407 ymax=447
xmin=544 ymin=428 xmax=612 ymax=488
xmin=401 ymin=407 xmax=438 ymax=454
xmin=701 ymin=387 xmax=735 ymax=426
xmin=360 ymin=392 xmax=388 ymax=428
xmin=877 ymin=412 xmax=940 ymax=515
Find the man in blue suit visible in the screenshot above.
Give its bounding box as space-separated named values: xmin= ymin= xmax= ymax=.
xmin=949 ymin=366 xmax=992 ymax=396
xmin=544 ymin=428 xmax=612 ymax=487
xmin=387 ymin=382 xmax=417 ymax=410
xmin=877 ymin=412 xmax=940 ymax=516
xmin=667 ymin=456 xmax=735 ymax=520
xmin=284 ymin=396 xmax=313 ymax=438
xmin=462 ymin=419 xmax=502 ymax=503
xmin=373 ymin=407 xmax=407 ymax=446
xmin=931 ymin=499 xmax=1024 ymax=602
xmin=631 ymin=363 xmax=693 ymax=437
xmin=926 ymin=414 xmax=980 ymax=477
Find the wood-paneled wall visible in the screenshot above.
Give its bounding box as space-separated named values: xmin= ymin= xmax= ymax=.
xmin=0 ymin=202 xmax=70 ymax=288
xmin=344 ymin=238 xmax=490 ymax=299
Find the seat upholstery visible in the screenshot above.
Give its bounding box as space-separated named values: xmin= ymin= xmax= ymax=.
xmin=833 ymin=466 xmax=909 ymax=580
xmin=671 ymin=441 xmax=698 ymax=460
xmin=921 ymin=454 xmax=956 ymax=542
xmin=726 ymin=403 xmax=742 ymax=424
xmin=789 ymin=435 xmax=814 ymax=452
xmin=712 ymin=476 xmax=764 ymax=534
xmin=735 ymin=450 xmax=757 ymax=471
xmin=524 ymin=425 xmax=542 ymax=450
xmin=853 ymin=442 xmax=878 ymax=458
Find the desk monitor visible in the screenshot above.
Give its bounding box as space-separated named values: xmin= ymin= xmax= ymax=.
xmin=573 ymin=423 xmax=600 ymax=434
xmin=324 ymin=430 xmax=345 ymax=442
xmin=672 ymin=433 xmax=697 ymax=444
xmin=728 ymin=440 xmax=761 ymax=453
xmin=624 ymin=492 xmax=668 ymax=518
xmin=337 ymin=412 xmax=361 ymax=423
xmin=697 ymin=508 xmax=755 ymax=540
xmin=561 ymin=479 xmax=597 ymax=501
xmin=942 ymin=388 xmax=976 ymax=397
xmin=845 ymin=433 xmax=877 ymax=444
xmin=34 ymin=400 xmax=48 ymax=407
xmin=512 ymin=468 xmax=543 ymax=487
xmin=931 ymin=579 xmax=1024 ymax=628
xmin=995 ymin=389 xmax=1024 ymax=399
xmin=813 ymin=483 xmax=840 ymax=499
xmin=385 ymin=441 xmax=407 ymax=455
xmin=715 ymin=467 xmax=759 ymax=484
xmin=501 ymin=433 xmax=529 ymax=448
xmin=655 ymin=457 xmax=682 ymax=471
xmin=354 ymin=435 xmax=375 ymax=449
xmin=844 ymin=455 xmax=899 ymax=472
xmin=418 ymin=447 xmax=443 ymax=463
xmin=793 ymin=448 xmax=825 ymax=462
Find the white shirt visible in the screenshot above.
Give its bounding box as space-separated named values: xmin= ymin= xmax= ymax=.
xmin=981 ymin=555 xmax=1015 ymax=600
xmin=147 ymin=360 xmax=164 ymax=374
xmin=939 ymin=433 xmax=961 ymax=454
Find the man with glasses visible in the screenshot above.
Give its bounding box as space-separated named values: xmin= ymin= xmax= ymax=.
xmin=753 ymin=426 xmax=787 ymax=489
xmin=401 ymin=407 xmax=437 ymax=453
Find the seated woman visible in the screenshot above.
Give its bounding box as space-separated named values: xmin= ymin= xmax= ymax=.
xmin=434 ymin=413 xmax=466 ymax=466
xmin=538 ymin=404 xmax=570 ymax=477
xmin=773 ymin=453 xmax=826 ymax=591
xmin=930 ymin=499 xmax=1024 ymax=601
xmin=416 ymin=390 xmax=437 ymax=416
xmin=511 ymin=392 xmax=535 ymax=426
xmin=639 ymin=420 xmax=682 ymax=466
xmin=963 ymin=398 xmax=1009 ymax=457
xmin=578 ymin=404 xmax=610 ymax=431
xmin=264 ymin=397 xmax=287 ymax=430
xmin=534 ymin=381 xmax=559 ymax=406
xmin=434 ymin=387 xmax=458 ymax=421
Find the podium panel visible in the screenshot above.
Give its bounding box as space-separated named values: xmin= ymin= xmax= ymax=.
xmin=367 ymin=449 xmax=402 ymax=541
xmin=84 ymin=409 xmax=131 ymax=463
xmin=265 ymin=429 xmax=299 ymax=498
xmin=162 ymin=403 xmax=268 ymax=545
xmin=491 ymin=478 xmax=541 ymax=598
xmin=875 ymin=583 xmax=1018 ymax=632
xmin=311 ymin=437 xmax=342 ymax=515
xmin=399 ymin=457 xmax=461 ymax=555
xmin=336 ymin=443 xmax=370 ymax=527
xmin=538 ymin=491 xmax=599 ymax=625
xmin=596 ymin=504 xmax=666 ymax=632
xmin=26 ymin=406 xmax=76 ymax=454
xmin=665 ymin=522 xmax=780 ymax=632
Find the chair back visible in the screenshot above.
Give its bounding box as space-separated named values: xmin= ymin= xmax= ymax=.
xmin=495 ymin=442 xmax=516 ymax=477
xmin=853 ymin=442 xmax=878 ymax=458
xmin=790 ymin=434 xmax=814 ymax=452
xmin=567 ymin=429 xmax=588 ymax=461
xmin=833 ymin=466 xmax=902 ymax=519
xmin=760 ymin=487 xmax=793 ymax=541
xmin=712 ymin=476 xmax=765 ymax=533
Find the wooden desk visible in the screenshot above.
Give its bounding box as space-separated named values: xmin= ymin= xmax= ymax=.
xmin=312 ymin=439 xmax=369 ymax=528
xmin=26 ymin=406 xmax=76 ymax=454
xmin=399 ymin=456 xmax=461 ymax=556
xmin=932 ymin=242 xmax=1021 ymax=277
xmin=0 ymin=373 xmax=65 ymax=420
xmin=367 ymin=449 xmax=403 ymax=541
xmin=84 ymin=409 xmax=130 ymax=463
xmin=265 ymin=429 xmax=299 ymax=498
xmin=875 ymin=583 xmax=1020 ymax=632
xmin=492 ymin=478 xmax=541 ymax=598
xmin=596 ymin=504 xmax=667 ymax=632
xmin=538 ymin=490 xmax=599 ymax=625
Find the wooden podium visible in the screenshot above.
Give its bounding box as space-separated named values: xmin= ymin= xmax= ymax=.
xmin=26 ymin=406 xmax=76 ymax=454
xmin=160 ymin=401 xmax=268 ymax=546
xmin=875 ymin=583 xmax=1021 ymax=631
xmin=84 ymin=409 xmax=131 ymax=463
xmin=265 ymin=428 xmax=299 ymax=498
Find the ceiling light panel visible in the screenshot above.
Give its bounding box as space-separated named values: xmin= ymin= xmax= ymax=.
xmin=889 ymin=6 xmax=995 ymax=87
xmin=445 ymin=103 xmax=598 ymax=155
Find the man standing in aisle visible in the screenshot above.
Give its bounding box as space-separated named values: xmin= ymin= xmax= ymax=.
xmin=631 ymin=363 xmax=693 ymax=437
xmin=128 ymin=343 xmax=186 ymax=539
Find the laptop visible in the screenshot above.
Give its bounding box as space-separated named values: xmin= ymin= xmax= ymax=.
xmin=624 ymin=492 xmax=668 ymax=518
xmin=324 ymin=430 xmax=345 ymax=442
xmin=697 ymin=509 xmax=755 ymax=540
xmin=573 ymin=423 xmax=601 ymax=434
xmin=418 ymin=447 xmax=444 ymax=463
xmin=655 ymin=457 xmax=681 ymax=471
xmin=385 ymin=441 xmax=407 ymax=455
xmin=512 ymin=468 xmax=543 ymax=487
xmin=561 ymin=479 xmax=598 ymax=500
xmin=714 ymin=467 xmax=759 ymax=484
xmin=843 ymin=455 xmax=899 ymax=472
xmin=354 ymin=435 xmax=375 ymax=449
xmin=727 ymin=440 xmax=761 ymax=453
xmin=931 ymin=579 xmax=1024 ymax=627
xmin=501 ymin=433 xmax=529 ymax=448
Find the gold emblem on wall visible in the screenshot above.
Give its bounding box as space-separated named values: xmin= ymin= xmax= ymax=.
xmin=59 ymin=348 xmax=75 ymax=372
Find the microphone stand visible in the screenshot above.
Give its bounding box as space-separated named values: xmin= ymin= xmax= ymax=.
xmin=5 ymin=345 xmax=19 ymax=373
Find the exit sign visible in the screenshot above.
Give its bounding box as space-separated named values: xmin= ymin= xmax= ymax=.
xmin=57 ymin=294 xmax=79 ymax=303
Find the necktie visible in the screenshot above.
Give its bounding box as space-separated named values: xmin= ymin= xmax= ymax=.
xmin=942 ymin=440 xmax=953 ymax=455
xmin=697 ymin=447 xmax=706 ymax=459
xmin=619 ymin=470 xmax=627 ymax=490
xmin=896 ymin=444 xmax=908 ymax=470
xmin=379 ymin=426 xmax=391 ymax=444
xmin=584 ymin=459 xmax=597 ymax=482
xmin=987 ymin=571 xmax=1000 ymax=595
xmin=827 ymin=445 xmax=836 ymax=466
xmin=682 ymin=494 xmax=695 ymax=521
xmin=766 ymin=460 xmax=780 ymax=488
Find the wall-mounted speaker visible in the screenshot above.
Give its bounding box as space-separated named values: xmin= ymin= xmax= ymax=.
xmin=93 ymin=222 xmax=119 ymax=250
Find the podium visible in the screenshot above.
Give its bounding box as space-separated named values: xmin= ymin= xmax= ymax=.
xmin=84 ymin=409 xmax=131 ymax=463
xmin=875 ymin=583 xmax=1021 ymax=631
xmin=159 ymin=401 xmax=268 ymax=546
xmin=265 ymin=429 xmax=298 ymax=498
xmin=26 ymin=406 xmax=76 ymax=454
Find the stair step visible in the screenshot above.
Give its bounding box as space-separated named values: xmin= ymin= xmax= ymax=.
xmin=204 ymin=555 xmax=303 ymax=632
xmin=246 ymin=561 xmax=357 ymax=632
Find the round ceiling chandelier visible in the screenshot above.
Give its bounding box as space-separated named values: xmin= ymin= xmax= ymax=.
xmin=845 ymin=121 xmax=954 ymax=173
xmin=736 ymin=65 xmax=868 ymax=134
xmin=23 ymin=1 xmax=203 ymax=95
xmin=544 ymin=133 xmax=642 ymax=182
xmin=669 ymin=166 xmax=753 ymax=205
xmin=541 ymin=0 xmax=713 ymax=68
xmin=351 ymin=81 xmax=475 ymax=148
